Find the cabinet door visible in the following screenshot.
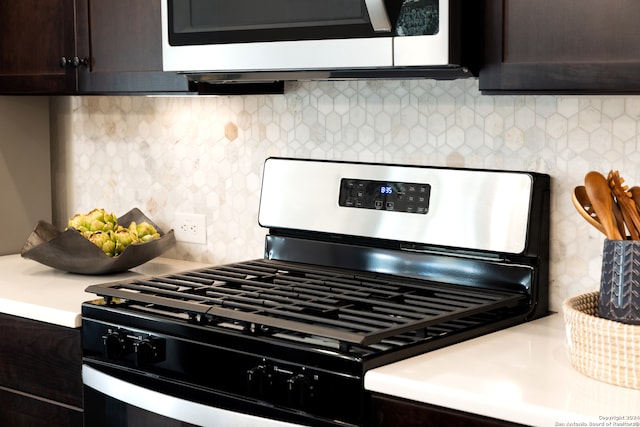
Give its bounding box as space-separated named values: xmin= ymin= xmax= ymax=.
xmin=0 ymin=313 xmax=82 ymax=426
xmin=480 ymin=0 xmax=640 ymax=93
xmin=370 ymin=394 xmax=526 ymax=427
xmin=0 ymin=0 xmax=77 ymax=93
xmin=0 ymin=313 xmax=82 ymax=407
xmin=77 ymin=0 xmax=190 ymax=94
xmin=0 ymin=388 xmax=82 ymax=427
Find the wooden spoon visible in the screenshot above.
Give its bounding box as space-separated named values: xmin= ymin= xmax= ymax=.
xmin=608 ymin=170 xmax=640 ymax=240
xmin=571 ymin=186 xmax=606 ymax=235
xmin=629 ymin=186 xmax=640 ymax=212
xmin=584 ymin=171 xmax=622 ymax=240
xmin=611 ymin=197 xmax=627 ymax=238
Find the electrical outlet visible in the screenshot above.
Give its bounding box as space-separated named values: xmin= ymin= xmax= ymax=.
xmin=174 ymin=213 xmax=207 ymax=244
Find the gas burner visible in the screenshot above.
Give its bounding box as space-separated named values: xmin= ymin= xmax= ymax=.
xmin=88 ymin=259 xmax=528 ymax=350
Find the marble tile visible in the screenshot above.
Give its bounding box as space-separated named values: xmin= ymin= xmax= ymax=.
xmin=50 ymin=79 xmax=640 ymax=312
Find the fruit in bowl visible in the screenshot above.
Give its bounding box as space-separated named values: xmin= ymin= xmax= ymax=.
xmin=21 ymin=208 xmax=175 ymax=275
xmin=67 ymin=208 xmax=161 ymax=257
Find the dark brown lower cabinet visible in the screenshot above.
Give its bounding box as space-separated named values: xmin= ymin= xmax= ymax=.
xmin=0 ymin=313 xmax=82 ymax=427
xmin=370 ymin=393 xmax=527 ymax=427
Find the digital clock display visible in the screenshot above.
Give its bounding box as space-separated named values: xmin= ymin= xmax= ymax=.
xmin=339 ymin=178 xmax=431 ymax=214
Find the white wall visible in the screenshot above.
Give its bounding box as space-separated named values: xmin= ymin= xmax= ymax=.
xmin=0 ymin=97 xmax=51 ymax=255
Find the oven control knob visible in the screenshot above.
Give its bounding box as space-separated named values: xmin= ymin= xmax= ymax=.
xmin=247 ymin=364 xmax=272 ymax=397
xmin=103 ymin=331 xmax=127 ymax=360
xmin=287 ymin=373 xmax=313 ymax=408
xmin=133 ymin=337 xmax=165 ymax=367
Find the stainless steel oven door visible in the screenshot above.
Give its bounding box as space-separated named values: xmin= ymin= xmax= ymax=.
xmin=82 ymin=365 xmax=304 ymax=427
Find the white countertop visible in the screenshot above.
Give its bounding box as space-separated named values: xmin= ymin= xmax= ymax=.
xmin=3 ymin=252 xmax=639 ymax=424
xmin=0 ymin=254 xmax=208 ymax=328
xmin=365 ymin=313 xmax=640 ymax=427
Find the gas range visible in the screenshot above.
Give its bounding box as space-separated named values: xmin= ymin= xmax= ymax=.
xmin=81 ymin=158 xmax=550 ymax=427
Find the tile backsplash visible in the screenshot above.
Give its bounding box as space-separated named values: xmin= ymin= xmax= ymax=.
xmin=50 ymin=78 xmax=640 ymax=312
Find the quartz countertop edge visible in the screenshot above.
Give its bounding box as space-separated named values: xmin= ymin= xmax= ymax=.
xmin=0 ymin=253 xmax=209 ymax=328
xmin=0 ymin=298 xmax=82 ymax=328
xmin=364 ymin=313 xmax=640 ymax=427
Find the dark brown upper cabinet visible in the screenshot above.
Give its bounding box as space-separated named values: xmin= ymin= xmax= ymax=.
xmin=77 ymin=0 xmax=189 ymax=94
xmin=0 ymin=0 xmax=190 ymax=95
xmin=0 ymin=0 xmax=77 ymax=93
xmin=480 ymin=0 xmax=640 ymax=94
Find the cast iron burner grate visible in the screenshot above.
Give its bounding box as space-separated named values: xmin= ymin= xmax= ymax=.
xmin=86 ymin=259 xmax=526 ymax=348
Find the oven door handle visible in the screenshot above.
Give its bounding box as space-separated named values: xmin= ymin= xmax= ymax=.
xmin=364 ymin=0 xmax=392 ymax=32
xmin=82 ymin=365 xmax=300 ymax=427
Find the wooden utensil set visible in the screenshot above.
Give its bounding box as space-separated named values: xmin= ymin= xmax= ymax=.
xmin=573 ymin=170 xmax=640 ymax=240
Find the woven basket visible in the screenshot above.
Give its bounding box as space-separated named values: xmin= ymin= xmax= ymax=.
xmin=562 ymin=292 xmax=640 ymax=389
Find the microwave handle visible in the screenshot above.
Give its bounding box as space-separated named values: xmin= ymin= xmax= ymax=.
xmin=364 ymin=0 xmax=392 ymax=32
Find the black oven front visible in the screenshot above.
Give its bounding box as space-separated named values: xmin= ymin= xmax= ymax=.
xmin=81 ymin=301 xmax=368 ymax=427
xmin=82 ymin=363 xmax=316 ymax=427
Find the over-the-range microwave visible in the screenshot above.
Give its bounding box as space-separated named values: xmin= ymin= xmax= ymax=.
xmin=161 ymin=0 xmax=480 ymax=86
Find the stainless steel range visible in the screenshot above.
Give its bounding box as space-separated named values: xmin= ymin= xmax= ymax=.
xmin=81 ymin=158 xmax=550 ymax=427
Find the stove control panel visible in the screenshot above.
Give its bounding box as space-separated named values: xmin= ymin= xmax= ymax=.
xmin=101 ymin=328 xmax=166 ymax=367
xmin=339 ymin=178 xmax=431 ymax=214
xmin=260 ymin=158 xmax=538 ymax=253
xmin=247 ymin=360 xmax=317 ymax=410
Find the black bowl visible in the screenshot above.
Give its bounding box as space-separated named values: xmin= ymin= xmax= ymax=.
xmin=21 ymin=208 xmax=176 ymax=275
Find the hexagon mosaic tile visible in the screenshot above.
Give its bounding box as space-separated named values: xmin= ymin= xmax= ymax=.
xmin=50 ymin=78 xmax=640 ymax=312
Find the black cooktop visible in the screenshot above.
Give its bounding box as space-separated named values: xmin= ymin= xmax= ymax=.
xmin=86 ymin=258 xmax=529 ymax=350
